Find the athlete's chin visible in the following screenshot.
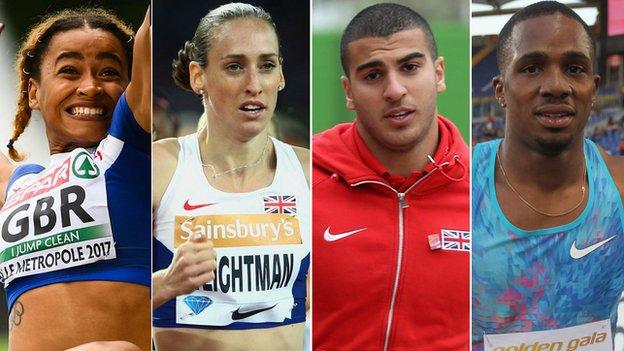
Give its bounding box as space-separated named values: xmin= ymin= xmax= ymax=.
xmin=378 ymin=132 xmax=423 ymax=152
xmin=388 ymin=124 xmax=435 ymax=150
xmin=76 ymin=131 xmax=107 ymax=146
xmin=237 ymin=120 xmax=270 ymax=141
xmin=534 ymin=135 xmax=575 ymax=156
xmin=64 ymin=122 xmax=108 ymax=142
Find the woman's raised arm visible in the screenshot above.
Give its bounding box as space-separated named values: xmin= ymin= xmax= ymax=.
xmin=125 ymin=7 xmax=151 ymax=132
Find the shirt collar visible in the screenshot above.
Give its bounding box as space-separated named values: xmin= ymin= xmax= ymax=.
xmin=352 ymin=117 xmax=451 ymax=191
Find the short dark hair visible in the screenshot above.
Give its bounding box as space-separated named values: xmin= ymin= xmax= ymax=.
xmin=340 ymin=3 xmax=437 ymax=75
xmin=496 ymin=1 xmax=595 ymax=73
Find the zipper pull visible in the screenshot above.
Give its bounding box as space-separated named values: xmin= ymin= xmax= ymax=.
xmin=398 ymin=193 xmax=409 ymax=208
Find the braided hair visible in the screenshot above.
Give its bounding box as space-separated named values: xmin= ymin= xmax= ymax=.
xmin=8 ymin=7 xmax=134 ymax=161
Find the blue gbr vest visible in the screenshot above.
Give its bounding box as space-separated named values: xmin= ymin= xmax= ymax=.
xmin=472 ymin=139 xmax=624 ymax=351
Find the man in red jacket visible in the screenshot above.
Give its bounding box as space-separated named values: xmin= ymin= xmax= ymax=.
xmin=313 ymin=3 xmax=470 ymax=351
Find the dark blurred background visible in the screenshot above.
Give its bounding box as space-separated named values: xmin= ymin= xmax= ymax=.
xmin=153 ymin=0 xmax=309 ymax=147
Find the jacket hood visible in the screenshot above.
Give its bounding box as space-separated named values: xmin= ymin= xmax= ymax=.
xmin=313 ymin=115 xmax=469 ymax=192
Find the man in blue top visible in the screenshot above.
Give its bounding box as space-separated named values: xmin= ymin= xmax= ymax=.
xmin=472 ymin=1 xmax=624 ymax=350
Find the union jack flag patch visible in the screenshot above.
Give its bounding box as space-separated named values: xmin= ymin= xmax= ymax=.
xmin=441 ymin=229 xmax=470 ymax=252
xmin=263 ymin=195 xmax=297 ymax=215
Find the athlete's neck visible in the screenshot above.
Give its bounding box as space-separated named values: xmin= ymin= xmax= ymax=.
xmin=356 ymin=120 xmax=439 ymax=178
xmin=48 ymin=140 xmax=96 ymax=155
xmin=500 ymin=136 xmax=586 ymax=192
xmin=198 ymin=127 xmax=275 ymax=188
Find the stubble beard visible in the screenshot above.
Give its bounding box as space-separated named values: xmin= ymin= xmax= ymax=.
xmin=370 ymin=112 xmax=436 ymax=153
xmin=534 ymin=134 xmax=574 ymax=157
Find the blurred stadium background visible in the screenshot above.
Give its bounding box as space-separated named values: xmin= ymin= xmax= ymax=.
xmin=153 ymin=0 xmax=309 ymax=147
xmin=472 ymin=1 xmax=624 ymax=349
xmin=472 ymin=0 xmax=624 ymax=155
xmin=0 ymin=1 xmax=145 ymax=349
xmin=313 ymin=0 xmax=470 ymax=140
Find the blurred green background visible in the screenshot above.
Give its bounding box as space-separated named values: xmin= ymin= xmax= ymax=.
xmin=312 ymin=0 xmax=470 ymax=141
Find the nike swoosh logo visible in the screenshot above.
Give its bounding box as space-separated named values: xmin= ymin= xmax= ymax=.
xmin=231 ymin=304 xmax=277 ymax=320
xmin=324 ymin=226 xmax=367 ymax=242
xmin=183 ymin=199 xmax=217 ymax=211
xmin=570 ymin=236 xmax=616 ymax=259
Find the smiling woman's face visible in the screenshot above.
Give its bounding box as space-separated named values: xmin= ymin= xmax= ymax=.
xmin=28 ymin=27 xmax=129 ymax=152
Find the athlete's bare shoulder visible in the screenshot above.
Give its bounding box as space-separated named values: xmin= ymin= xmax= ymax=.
xmin=154 ymin=137 xmax=180 ymax=159
xmin=598 ymin=147 xmax=624 ymax=200
xmin=153 ymin=137 xmax=181 ymax=209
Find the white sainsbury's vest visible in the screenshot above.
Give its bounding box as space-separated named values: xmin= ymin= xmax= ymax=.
xmin=153 ymin=134 xmax=310 ymax=328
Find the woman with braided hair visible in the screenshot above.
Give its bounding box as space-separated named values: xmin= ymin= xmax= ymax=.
xmin=152 ymin=2 xmax=309 ymax=350
xmin=0 ymin=5 xmax=150 ymax=351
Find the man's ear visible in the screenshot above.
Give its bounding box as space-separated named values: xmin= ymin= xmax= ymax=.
xmin=592 ymin=74 xmax=600 ymax=94
xmin=341 ymin=76 xmax=355 ymax=110
xmin=28 ymin=78 xmax=40 ymax=110
xmin=492 ymin=75 xmax=506 ymax=107
xmin=434 ymin=56 xmax=446 ymax=93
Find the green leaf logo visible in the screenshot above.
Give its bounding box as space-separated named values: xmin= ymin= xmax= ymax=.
xmin=72 ymin=151 xmax=100 ymax=179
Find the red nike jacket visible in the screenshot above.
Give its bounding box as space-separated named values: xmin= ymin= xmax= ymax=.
xmin=312 ymin=116 xmax=470 ymax=351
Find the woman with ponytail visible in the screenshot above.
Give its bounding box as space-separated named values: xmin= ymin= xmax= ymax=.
xmin=152 ymin=3 xmax=309 ymax=350
xmin=0 ymin=5 xmax=151 ymax=350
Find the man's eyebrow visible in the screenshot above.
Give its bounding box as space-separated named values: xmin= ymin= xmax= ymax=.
xmin=516 ymin=51 xmax=548 ymax=62
xmin=397 ymin=51 xmax=425 ymax=65
xmin=354 ymin=52 xmax=427 ymax=74
xmin=355 ymin=59 xmax=383 ymax=74
xmin=562 ymin=50 xmax=591 ymax=62
xmin=516 ymin=50 xmax=591 ymax=63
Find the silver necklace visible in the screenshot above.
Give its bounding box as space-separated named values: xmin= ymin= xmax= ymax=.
xmin=202 ymin=137 xmax=270 ymax=179
xmin=496 ymin=148 xmax=586 ymax=217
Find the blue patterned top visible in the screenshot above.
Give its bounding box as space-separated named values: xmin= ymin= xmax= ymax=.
xmin=472 ymin=139 xmax=624 ymax=350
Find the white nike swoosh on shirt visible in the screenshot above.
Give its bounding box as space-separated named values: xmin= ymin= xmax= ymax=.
xmin=323 ymin=226 xmax=367 ymax=242
xmin=570 ymin=236 xmax=616 ymax=259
